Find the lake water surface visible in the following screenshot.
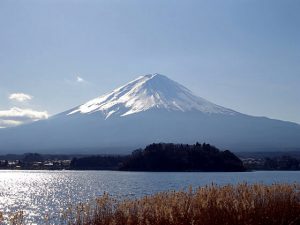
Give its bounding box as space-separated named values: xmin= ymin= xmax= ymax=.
xmin=0 ymin=170 xmax=299 ymax=224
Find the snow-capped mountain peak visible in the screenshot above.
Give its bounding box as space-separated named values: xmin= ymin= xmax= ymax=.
xmin=68 ymin=73 xmax=236 ymax=119
xmin=1 ymin=73 xmax=299 ymax=154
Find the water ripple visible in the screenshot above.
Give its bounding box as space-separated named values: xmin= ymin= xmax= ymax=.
xmin=0 ymin=170 xmax=299 ymax=224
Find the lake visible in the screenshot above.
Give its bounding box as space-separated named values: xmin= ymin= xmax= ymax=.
xmin=0 ymin=170 xmax=299 ymax=224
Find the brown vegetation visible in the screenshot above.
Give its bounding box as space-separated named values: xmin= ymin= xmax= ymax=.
xmin=62 ymin=183 xmax=300 ymax=225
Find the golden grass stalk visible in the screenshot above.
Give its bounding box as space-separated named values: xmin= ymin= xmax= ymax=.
xmin=63 ymin=183 xmax=300 ymax=225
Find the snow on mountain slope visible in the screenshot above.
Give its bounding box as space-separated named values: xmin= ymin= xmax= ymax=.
xmin=68 ymin=73 xmax=236 ymax=119
xmin=0 ymin=73 xmax=299 ymax=154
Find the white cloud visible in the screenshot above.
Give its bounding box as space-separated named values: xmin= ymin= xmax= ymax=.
xmin=0 ymin=107 xmax=49 ymax=128
xmin=9 ymin=93 xmax=32 ymax=102
xmin=0 ymin=119 xmax=23 ymax=127
xmin=76 ymin=76 xmax=85 ymax=83
xmin=65 ymin=75 xmax=90 ymax=86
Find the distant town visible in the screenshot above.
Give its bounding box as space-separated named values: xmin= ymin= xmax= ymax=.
xmin=0 ymin=153 xmax=72 ymax=170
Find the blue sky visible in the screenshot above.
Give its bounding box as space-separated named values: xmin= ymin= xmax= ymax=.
xmin=0 ymin=0 xmax=299 ymax=127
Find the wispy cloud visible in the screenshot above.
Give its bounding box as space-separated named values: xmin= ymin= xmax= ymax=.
xmin=76 ymin=76 xmax=85 ymax=83
xmin=0 ymin=107 xmax=49 ymax=128
xmin=65 ymin=75 xmax=90 ymax=86
xmin=9 ymin=93 xmax=32 ymax=102
xmin=0 ymin=119 xmax=23 ymax=128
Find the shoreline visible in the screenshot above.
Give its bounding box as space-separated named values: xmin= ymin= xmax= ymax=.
xmin=1 ymin=168 xmax=300 ymax=172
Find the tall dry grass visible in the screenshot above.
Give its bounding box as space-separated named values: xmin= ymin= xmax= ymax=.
xmin=62 ymin=183 xmax=300 ymax=225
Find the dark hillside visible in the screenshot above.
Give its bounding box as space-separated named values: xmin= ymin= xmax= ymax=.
xmin=120 ymin=143 xmax=245 ymax=172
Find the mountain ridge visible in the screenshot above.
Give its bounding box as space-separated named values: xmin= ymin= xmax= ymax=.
xmin=0 ymin=73 xmax=299 ymax=154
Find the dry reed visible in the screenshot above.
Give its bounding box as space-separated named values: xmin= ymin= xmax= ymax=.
xmin=62 ymin=183 xmax=300 ymax=225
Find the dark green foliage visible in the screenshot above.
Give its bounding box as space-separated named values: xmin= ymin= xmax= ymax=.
xmin=264 ymin=156 xmax=300 ymax=170
xmin=120 ymin=143 xmax=245 ymax=172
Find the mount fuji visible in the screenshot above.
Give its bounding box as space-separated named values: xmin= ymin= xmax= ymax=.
xmin=67 ymin=74 xmax=236 ymax=118
xmin=0 ymin=73 xmax=300 ymax=154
